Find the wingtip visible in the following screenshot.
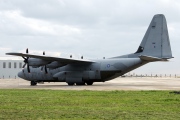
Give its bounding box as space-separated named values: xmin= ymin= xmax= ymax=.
xmin=6 ymin=52 xmax=15 ymax=55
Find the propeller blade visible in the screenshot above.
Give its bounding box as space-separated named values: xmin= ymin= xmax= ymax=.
xmin=27 ymin=65 xmax=30 ymax=73
xmin=26 ymin=48 xmax=28 ymax=53
xmin=41 ymin=66 xmax=44 ymax=71
xmin=22 ymin=56 xmax=26 ymax=60
xmin=22 ymin=63 xmax=27 ymax=68
xmin=42 ymin=51 xmax=47 ymax=73
xmin=45 ymin=65 xmax=48 ymax=74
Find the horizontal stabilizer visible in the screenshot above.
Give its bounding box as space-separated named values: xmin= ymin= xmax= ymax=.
xmin=139 ymin=55 xmax=169 ymax=62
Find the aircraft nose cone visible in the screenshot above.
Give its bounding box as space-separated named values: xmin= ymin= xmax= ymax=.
xmin=18 ymin=71 xmax=23 ymax=78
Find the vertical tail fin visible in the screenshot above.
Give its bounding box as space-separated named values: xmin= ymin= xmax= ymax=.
xmin=135 ymin=14 xmax=173 ymax=59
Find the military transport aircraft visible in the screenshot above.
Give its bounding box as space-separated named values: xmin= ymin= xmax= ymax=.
xmin=6 ymin=14 xmax=173 ymax=86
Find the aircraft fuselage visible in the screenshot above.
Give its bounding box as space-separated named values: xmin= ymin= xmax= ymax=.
xmin=18 ymin=58 xmax=144 ymax=83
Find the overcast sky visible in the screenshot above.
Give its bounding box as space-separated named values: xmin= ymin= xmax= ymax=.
xmin=0 ymin=0 xmax=180 ymax=75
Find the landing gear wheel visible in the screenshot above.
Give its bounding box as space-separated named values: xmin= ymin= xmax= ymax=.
xmin=30 ymin=81 xmax=37 ymax=86
xmin=86 ymin=81 xmax=93 ymax=85
xmin=76 ymin=82 xmax=85 ymax=85
xmin=67 ymin=83 xmax=75 ymax=86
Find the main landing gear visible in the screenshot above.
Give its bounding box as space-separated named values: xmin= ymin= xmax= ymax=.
xmin=86 ymin=81 xmax=93 ymax=85
xmin=67 ymin=82 xmax=94 ymax=86
xmin=30 ymin=81 xmax=37 ymax=86
xmin=67 ymin=83 xmax=75 ymax=86
xmin=29 ymin=81 xmax=93 ymax=86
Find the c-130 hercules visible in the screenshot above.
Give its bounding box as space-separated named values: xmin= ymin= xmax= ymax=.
xmin=6 ymin=14 xmax=173 ymax=86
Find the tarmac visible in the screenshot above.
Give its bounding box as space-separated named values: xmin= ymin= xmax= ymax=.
xmin=0 ymin=77 xmax=180 ymax=91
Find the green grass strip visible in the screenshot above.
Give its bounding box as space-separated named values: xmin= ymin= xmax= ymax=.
xmin=0 ymin=90 xmax=180 ymax=120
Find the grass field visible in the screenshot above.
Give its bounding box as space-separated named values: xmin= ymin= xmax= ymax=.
xmin=0 ymin=90 xmax=180 ymax=120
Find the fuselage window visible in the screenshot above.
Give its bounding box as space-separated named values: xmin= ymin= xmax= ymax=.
xmin=3 ymin=62 xmax=6 ymax=68
xmin=14 ymin=62 xmax=16 ymax=68
xmin=9 ymin=62 xmax=11 ymax=68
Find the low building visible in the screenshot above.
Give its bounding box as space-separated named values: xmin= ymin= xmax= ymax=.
xmin=0 ymin=59 xmax=23 ymax=79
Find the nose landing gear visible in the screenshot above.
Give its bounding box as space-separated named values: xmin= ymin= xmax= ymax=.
xmin=30 ymin=81 xmax=37 ymax=86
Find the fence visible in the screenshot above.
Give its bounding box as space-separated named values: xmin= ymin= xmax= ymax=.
xmin=123 ymin=73 xmax=180 ymax=78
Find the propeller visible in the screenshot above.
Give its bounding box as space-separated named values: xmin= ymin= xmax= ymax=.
xmin=22 ymin=48 xmax=30 ymax=73
xmin=41 ymin=51 xmax=48 ymax=74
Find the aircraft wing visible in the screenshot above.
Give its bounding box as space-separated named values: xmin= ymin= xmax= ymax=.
xmin=6 ymin=53 xmax=94 ymax=63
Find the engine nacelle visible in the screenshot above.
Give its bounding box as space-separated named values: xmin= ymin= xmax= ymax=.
xmin=28 ymin=58 xmax=50 ymax=67
xmin=46 ymin=61 xmax=66 ymax=69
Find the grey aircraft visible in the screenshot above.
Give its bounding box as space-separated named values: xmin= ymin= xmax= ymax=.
xmin=6 ymin=14 xmax=173 ymax=86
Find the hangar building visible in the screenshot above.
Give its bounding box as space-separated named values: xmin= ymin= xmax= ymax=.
xmin=0 ymin=59 xmax=23 ymax=79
